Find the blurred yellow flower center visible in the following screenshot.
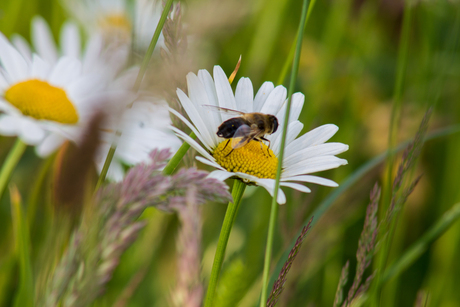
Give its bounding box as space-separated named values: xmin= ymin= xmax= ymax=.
xmin=213 ymin=140 xmax=278 ymax=179
xmin=98 ymin=13 xmax=131 ymax=41
xmin=5 ymin=79 xmax=78 ymax=124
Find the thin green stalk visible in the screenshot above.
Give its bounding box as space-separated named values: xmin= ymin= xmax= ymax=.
xmin=95 ymin=139 xmax=118 ymax=192
xmin=0 ymin=139 xmax=27 ymax=202
xmin=162 ymin=132 xmax=195 ymax=175
xmin=276 ymin=0 xmax=317 ymax=86
xmin=204 ymin=180 xmax=246 ymax=307
xmin=260 ymin=0 xmax=310 ymax=305
xmin=95 ymin=0 xmax=175 ymax=189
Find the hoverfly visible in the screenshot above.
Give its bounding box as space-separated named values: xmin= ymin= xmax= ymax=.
xmin=202 ymin=105 xmax=279 ymax=157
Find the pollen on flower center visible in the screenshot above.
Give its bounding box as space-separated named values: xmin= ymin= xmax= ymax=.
xmin=5 ymin=79 xmax=78 ymax=124
xmin=212 ymin=140 xmax=278 ymax=179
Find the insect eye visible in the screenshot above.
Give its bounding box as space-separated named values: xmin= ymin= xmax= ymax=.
xmin=272 ymin=117 xmax=279 ymax=133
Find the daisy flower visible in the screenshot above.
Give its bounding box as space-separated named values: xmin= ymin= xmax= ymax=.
xmin=12 ymin=16 xmax=128 ymax=79
xmin=61 ymin=0 xmax=164 ymax=51
xmin=0 ymin=32 xmax=111 ymax=157
xmin=8 ymin=17 xmax=181 ymax=179
xmin=170 ymin=66 xmax=349 ymax=204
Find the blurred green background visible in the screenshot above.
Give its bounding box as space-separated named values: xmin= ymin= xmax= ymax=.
xmin=0 ymin=0 xmax=460 ymax=306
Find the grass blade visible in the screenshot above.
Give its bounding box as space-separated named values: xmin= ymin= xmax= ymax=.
xmin=10 ymin=185 xmax=34 ymax=307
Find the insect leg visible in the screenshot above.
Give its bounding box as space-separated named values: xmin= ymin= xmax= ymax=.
xmin=223 ymin=139 xmax=231 ymax=151
xmin=260 ymin=137 xmax=272 ymax=157
xmin=225 ymin=148 xmax=235 ymax=157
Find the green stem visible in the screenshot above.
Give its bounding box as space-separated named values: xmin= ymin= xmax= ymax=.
xmin=204 ymin=180 xmax=246 ymax=307
xmin=276 ymin=0 xmax=317 ymax=86
xmin=95 ymin=0 xmax=175 ymax=189
xmin=260 ymin=0 xmax=310 ymax=305
xmin=162 ymin=132 xmax=195 ymax=175
xmin=0 ymin=138 xmax=27 ymax=201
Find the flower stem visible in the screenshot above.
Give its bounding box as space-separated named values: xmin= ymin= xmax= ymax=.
xmin=0 ymin=138 xmax=27 ymax=202
xmin=95 ymin=0 xmax=175 ymax=189
xmin=162 ymin=132 xmax=195 ymax=175
xmin=260 ymin=0 xmax=310 ymax=305
xmin=204 ymin=180 xmax=246 ymax=307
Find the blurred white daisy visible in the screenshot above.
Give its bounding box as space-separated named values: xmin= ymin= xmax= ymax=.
xmin=0 ymin=32 xmax=110 ymax=157
xmin=171 ymin=66 xmax=349 ymax=204
xmin=8 ymin=17 xmax=181 ymax=178
xmin=12 ymin=16 xmax=128 ymax=79
xmin=95 ymin=100 xmax=182 ymax=181
xmin=61 ymin=0 xmax=164 ymax=51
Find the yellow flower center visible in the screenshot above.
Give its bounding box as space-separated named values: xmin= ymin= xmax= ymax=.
xmin=212 ymin=140 xmax=278 ymax=180
xmin=98 ymin=13 xmax=132 ymax=42
xmin=5 ymin=79 xmax=78 ymax=124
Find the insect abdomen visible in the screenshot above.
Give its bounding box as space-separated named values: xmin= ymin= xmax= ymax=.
xmin=217 ymin=118 xmax=245 ymax=138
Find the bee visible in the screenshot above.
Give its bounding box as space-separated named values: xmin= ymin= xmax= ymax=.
xmin=202 ymin=105 xmax=279 ymax=157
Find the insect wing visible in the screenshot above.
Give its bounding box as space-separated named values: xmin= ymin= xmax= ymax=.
xmin=201 ymin=105 xmax=245 ymax=116
xmin=231 ymin=124 xmax=255 ymax=149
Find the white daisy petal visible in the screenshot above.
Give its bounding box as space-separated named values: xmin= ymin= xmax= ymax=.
xmin=287 ymin=124 xmax=339 ymax=155
xmin=254 ymin=178 xmax=286 ymax=204
xmin=235 ymin=77 xmax=254 ymax=113
xmin=0 ymin=115 xmax=20 ymax=135
xmin=283 ymin=156 xmax=348 ymax=178
xmin=198 ymin=69 xmax=220 ymax=108
xmin=208 ymin=170 xmax=235 ymax=181
xmin=176 ymin=88 xmax=214 ymax=148
xmin=171 ymin=127 xmax=216 ymax=162
xmin=214 ymin=66 xmax=237 ymax=113
xmin=284 ymin=143 xmax=349 ymax=167
xmin=281 ymin=175 xmax=338 ymax=187
xmin=280 ymin=182 xmax=311 ymax=193
xmin=169 ymin=107 xmax=211 ymax=151
xmin=0 ymin=33 xmax=29 ymax=82
xmin=253 ymin=81 xmax=274 ymax=112
xmin=186 ymin=72 xmax=219 ymax=145
xmin=271 ymin=120 xmax=304 ymax=156
xmin=196 ymin=156 xmax=226 ymax=170
xmin=0 ymin=73 xmax=9 ymax=92
xmin=30 ymin=55 xmax=51 ymax=79
xmin=82 ymin=34 xmax=103 ymax=72
xmin=274 ymin=92 xmax=305 ymax=129
xmin=36 ymin=133 xmax=66 ymax=157
xmin=11 ymin=34 xmax=32 ymax=63
xmin=20 ymin=120 xmax=46 ymax=145
xmin=260 ymin=85 xmax=287 ymax=115
xmin=32 ymin=16 xmax=59 ymax=64
xmin=61 ymin=21 xmax=81 ymax=59
xmin=49 ymin=56 xmax=82 ymax=87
